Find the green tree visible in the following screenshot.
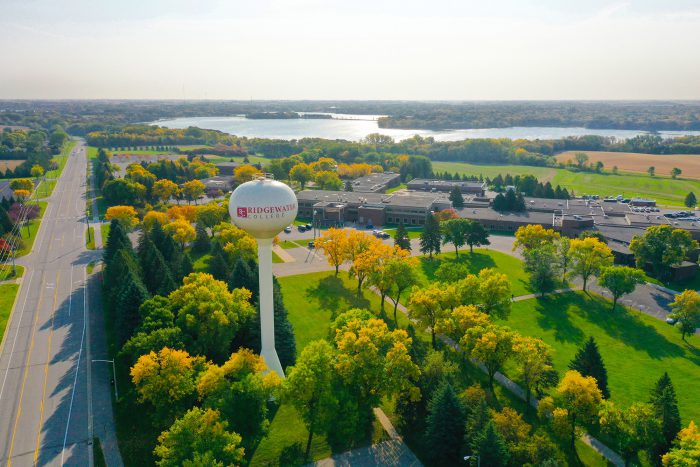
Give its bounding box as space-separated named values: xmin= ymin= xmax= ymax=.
xmin=684 ymin=191 xmax=697 ymax=208
xmin=630 ymin=225 xmax=698 ymax=279
xmin=598 ymin=401 xmax=662 ymax=466
xmin=557 ymin=370 xmax=603 ymax=449
xmin=449 ymin=186 xmax=464 ymax=208
xmin=209 ymin=242 xmax=230 ymax=281
xmin=393 ymin=221 xmax=411 ymax=251
xmin=198 ymin=349 xmax=281 ymax=450
xmin=409 ymin=284 xmax=451 ymax=348
xmin=283 ymin=340 xmax=338 ymax=460
xmin=463 ymin=219 xmax=490 ymax=253
xmin=473 ymin=421 xmax=510 ymax=467
xmin=425 ymin=383 xmax=465 ymax=465
xmin=170 ymin=273 xmax=254 ymax=362
xmin=523 ymin=243 xmax=559 ymax=295
xmin=569 ymin=336 xmax=610 ymax=398
xmin=344 ymin=180 xmax=353 ymax=192
xmin=668 ymin=289 xmax=700 ymax=341
xmin=385 ymin=256 xmax=421 ymax=325
xmin=196 ymin=202 xmax=227 ymax=235
xmin=650 ymin=372 xmax=682 ymax=460
xmin=104 ymin=219 xmax=132 ymax=264
xmin=671 ymin=167 xmax=682 ymax=179
xmin=662 ymin=421 xmax=700 ymax=466
xmin=574 ymin=152 xmax=589 ymax=168
xmin=442 ymin=218 xmax=467 ymax=256
xmin=192 ymin=223 xmax=211 ymax=253
xmin=598 ymin=266 xmax=646 ymax=311
xmin=154 ymin=407 xmax=245 ymax=467
xmin=648 ymin=166 xmax=656 ymax=177
xmin=513 ymin=336 xmax=555 ymax=410
xmin=419 ymin=213 xmax=441 ymax=258
xmin=290 ymin=163 xmax=313 ymax=189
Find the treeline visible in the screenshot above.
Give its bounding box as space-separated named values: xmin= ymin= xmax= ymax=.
xmin=0 ymin=127 xmax=69 ymax=177
xmin=376 ymin=101 xmax=700 ymax=131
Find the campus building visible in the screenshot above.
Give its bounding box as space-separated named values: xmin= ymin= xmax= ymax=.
xmin=407 ymin=179 xmax=487 ymax=196
xmin=350 ymin=172 xmax=402 ymax=193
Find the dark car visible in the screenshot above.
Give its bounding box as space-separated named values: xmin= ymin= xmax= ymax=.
xmin=298 ymin=225 xmax=306 ymax=232
xmin=308 ymin=241 xmax=315 ymax=249
xmin=305 ymin=223 xmax=313 ymax=230
xmin=366 ymin=224 xmax=374 ymax=230
xmin=381 ymin=232 xmax=390 ymax=239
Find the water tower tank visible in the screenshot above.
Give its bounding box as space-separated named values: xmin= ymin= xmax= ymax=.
xmin=229 ymin=177 xmax=298 ymax=238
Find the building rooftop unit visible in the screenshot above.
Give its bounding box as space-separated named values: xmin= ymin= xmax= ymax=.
xmin=407 ymin=179 xmax=486 ymax=195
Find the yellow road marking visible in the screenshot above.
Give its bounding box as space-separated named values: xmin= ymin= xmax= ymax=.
xmin=7 ymin=270 xmax=47 ymax=467
xmin=34 ymin=271 xmax=60 ymax=464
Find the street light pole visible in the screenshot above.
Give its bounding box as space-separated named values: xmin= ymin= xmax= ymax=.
xmin=92 ymin=359 xmax=118 ymax=400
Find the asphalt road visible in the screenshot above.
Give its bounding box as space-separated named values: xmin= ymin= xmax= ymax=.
xmin=0 ymin=140 xmax=103 ymax=466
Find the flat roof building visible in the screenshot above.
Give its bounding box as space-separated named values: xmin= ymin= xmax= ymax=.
xmin=351 ymin=172 xmax=401 ymax=193
xmin=407 ymin=179 xmax=486 ymax=196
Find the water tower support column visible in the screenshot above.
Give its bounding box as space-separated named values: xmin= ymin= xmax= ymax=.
xmin=257 ymin=237 xmax=284 ymax=377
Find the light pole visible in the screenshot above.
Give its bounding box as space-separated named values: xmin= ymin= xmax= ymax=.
xmin=464 ymin=455 xmax=480 ymax=467
xmin=92 ymin=359 xmax=118 ymax=400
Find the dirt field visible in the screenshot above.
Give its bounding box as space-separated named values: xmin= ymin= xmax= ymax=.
xmin=556 ymin=151 xmax=700 ymax=179
xmin=0 ymin=160 xmax=24 ymax=175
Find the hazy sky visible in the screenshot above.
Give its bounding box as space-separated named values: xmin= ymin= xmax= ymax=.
xmin=2 ymin=0 xmax=700 ymax=100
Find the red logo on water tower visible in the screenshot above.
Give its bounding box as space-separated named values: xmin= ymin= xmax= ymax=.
xmin=237 ymin=207 xmax=248 ymax=218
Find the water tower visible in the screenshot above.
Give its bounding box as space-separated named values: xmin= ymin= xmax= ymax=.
xmin=229 ymin=176 xmax=298 ymax=377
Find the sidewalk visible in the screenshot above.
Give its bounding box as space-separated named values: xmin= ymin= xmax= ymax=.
xmin=377 ymin=290 xmax=625 ymax=467
xmin=311 ymin=408 xmax=422 ymax=467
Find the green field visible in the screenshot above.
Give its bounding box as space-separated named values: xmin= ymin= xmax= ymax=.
xmin=499 ymin=292 xmax=700 ymax=424
xmin=0 ymin=265 xmax=24 ymax=281
xmin=0 ymin=284 xmax=20 ymax=343
xmin=431 ymin=161 xmax=700 ymax=206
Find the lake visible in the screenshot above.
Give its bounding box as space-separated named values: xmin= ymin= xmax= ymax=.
xmin=151 ymin=115 xmax=700 ymax=142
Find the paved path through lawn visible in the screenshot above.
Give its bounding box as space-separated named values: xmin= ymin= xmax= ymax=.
xmin=377 ymin=290 xmax=625 ymax=467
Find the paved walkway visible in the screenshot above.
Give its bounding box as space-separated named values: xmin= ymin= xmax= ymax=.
xmin=378 ymin=291 xmax=625 ymax=467
xmin=272 ymin=244 xmax=295 ymax=263
xmin=311 ymin=408 xmax=422 ymax=467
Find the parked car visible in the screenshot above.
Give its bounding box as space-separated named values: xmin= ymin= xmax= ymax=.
xmin=366 ymin=224 xmax=374 ymax=230
xmin=305 ymin=223 xmax=313 ymax=230
xmin=665 ymin=317 xmax=677 ymax=325
xmin=284 ymin=226 xmax=292 ymax=234
xmin=298 ymin=225 xmax=306 ymax=232
xmin=308 ymin=241 xmax=315 ymax=249
xmin=380 ymin=232 xmax=390 ymax=239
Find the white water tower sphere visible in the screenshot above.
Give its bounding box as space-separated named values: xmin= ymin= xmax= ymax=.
xmin=228 ymin=177 xmax=298 ymax=377
xmin=229 ymin=178 xmax=298 ymax=238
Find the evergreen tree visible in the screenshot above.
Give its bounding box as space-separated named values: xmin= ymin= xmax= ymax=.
xmin=449 ymin=186 xmax=464 ymax=208
xmin=650 ymin=372 xmax=682 ymax=457
xmin=140 ymin=239 xmax=177 ymax=296
xmin=344 ymin=180 xmax=353 ymax=192
xmin=420 ymin=214 xmax=441 ymax=258
xmin=425 ymin=383 xmax=466 ymax=465
xmin=684 ymin=192 xmax=697 ymax=208
xmin=0 ymin=206 xmax=13 ymax=235
xmin=568 ymin=336 xmax=610 ymax=398
xmin=104 ymin=219 xmax=131 ymax=264
xmin=229 ymin=258 xmax=259 ymax=300
xmin=193 ymin=223 xmax=211 ymax=253
xmin=492 ymin=193 xmax=507 ymax=211
xmin=114 ymin=260 xmax=150 ymax=346
xmin=473 ymin=421 xmax=509 ymax=467
xmin=181 ymin=251 xmax=193 ymax=277
xmin=394 ymin=222 xmax=411 ymax=251
xmin=237 ymin=278 xmax=297 ymax=369
xmin=104 ymin=248 xmax=140 ymax=302
xmin=209 ymin=242 xmax=230 ymax=281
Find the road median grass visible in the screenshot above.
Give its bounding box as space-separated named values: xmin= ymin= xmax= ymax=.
xmin=0 ymin=283 xmax=20 ymax=344
xmin=46 ymin=140 xmax=76 ymax=179
xmin=16 ymin=201 xmax=48 ymax=257
xmin=86 ymin=227 xmax=95 ymax=250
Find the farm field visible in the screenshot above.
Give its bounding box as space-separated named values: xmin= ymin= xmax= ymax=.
xmin=431 ymin=161 xmax=700 ymax=206
xmin=557 ymin=150 xmax=700 ymax=179
xmin=499 ymin=292 xmax=700 ymax=425
xmin=0 ymin=160 xmax=24 ymax=175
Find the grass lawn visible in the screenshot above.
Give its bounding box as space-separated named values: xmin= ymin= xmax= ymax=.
xmin=0 ymin=265 xmax=24 ymax=281
xmin=204 ymin=154 xmax=269 ymax=165
xmin=0 ymin=284 xmax=20 ymax=343
xmin=499 ymin=292 xmax=700 ymax=424
xmin=407 ymin=249 xmax=531 ymax=300
xmin=278 ymin=239 xmax=313 ymax=249
xmin=87 ymin=261 xmax=96 ymax=274
xmin=100 ymin=223 xmax=111 ymax=245
xmin=17 ymin=201 xmax=48 ymax=257
xmin=272 ymin=251 xmax=284 ymax=263
xmin=86 ymin=227 xmax=96 ymax=250
xmin=382 ymin=226 xmax=423 ymax=239
xmin=431 ymin=161 xmax=700 ymax=207
xmin=36 ymin=179 xmax=58 ymax=198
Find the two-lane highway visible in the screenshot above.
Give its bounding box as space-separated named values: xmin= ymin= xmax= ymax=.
xmin=0 ymin=140 xmax=97 ymax=466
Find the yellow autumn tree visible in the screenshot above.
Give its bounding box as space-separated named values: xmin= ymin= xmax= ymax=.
xmin=105 ymin=205 xmax=139 ymax=231
xmin=164 ymin=218 xmax=196 ymax=247
xmin=143 ymin=211 xmax=168 ymax=231
xmin=409 ymin=283 xmax=453 ymax=349
xmin=557 ymin=370 xmax=603 ymax=449
xmin=514 ymin=224 xmax=560 ymax=251
xmin=315 ymin=228 xmax=349 ymax=276
xmin=350 ymin=241 xmax=392 ymax=297
xmin=167 ymin=205 xmax=197 ymax=222
xmin=182 ymin=179 xmax=205 ymax=204
xmin=568 ymin=237 xmax=613 ymax=291
xmin=152 ymin=179 xmax=179 ymax=203
xmin=234 ymin=164 xmax=262 ymax=184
